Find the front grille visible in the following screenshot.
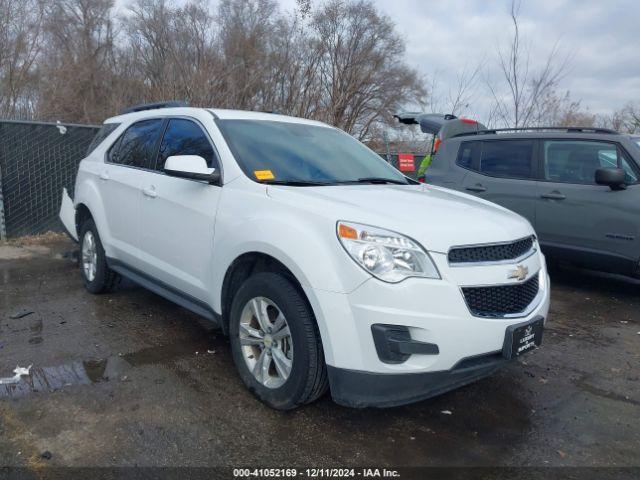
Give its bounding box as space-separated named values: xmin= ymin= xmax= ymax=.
xmin=462 ymin=273 xmax=539 ymax=317
xmin=449 ymin=236 xmax=534 ymax=264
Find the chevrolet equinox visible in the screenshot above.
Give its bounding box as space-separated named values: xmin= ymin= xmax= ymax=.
xmin=60 ymin=103 xmax=550 ymax=409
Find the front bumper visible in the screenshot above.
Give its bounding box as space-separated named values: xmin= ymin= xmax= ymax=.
xmin=328 ymin=350 xmax=508 ymax=408
xmin=59 ymin=188 xmax=78 ymax=242
xmin=305 ymin=250 xmax=550 ymax=405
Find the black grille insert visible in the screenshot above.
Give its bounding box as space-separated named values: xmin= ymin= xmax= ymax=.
xmin=462 ymin=274 xmax=539 ymax=317
xmin=449 ymin=237 xmax=534 ymax=264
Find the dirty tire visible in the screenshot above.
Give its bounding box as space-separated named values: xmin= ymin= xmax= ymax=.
xmin=79 ymin=219 xmax=120 ymax=294
xmin=229 ymin=272 xmax=328 ymax=410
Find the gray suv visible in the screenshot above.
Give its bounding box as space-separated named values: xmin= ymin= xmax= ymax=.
xmin=425 ymin=128 xmax=640 ymax=278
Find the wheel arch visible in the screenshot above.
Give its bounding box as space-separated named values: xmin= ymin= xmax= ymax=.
xmin=220 ymin=252 xmax=310 ymax=335
xmin=73 ymin=179 xmax=113 ymax=257
xmin=217 ymin=247 xmax=342 ymax=366
xmin=75 ymin=203 xmax=93 ymax=235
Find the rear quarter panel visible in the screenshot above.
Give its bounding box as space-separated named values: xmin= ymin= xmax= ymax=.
xmin=424 ymin=140 xmax=467 ymax=189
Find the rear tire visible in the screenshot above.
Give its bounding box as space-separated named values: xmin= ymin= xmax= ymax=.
xmin=79 ymin=219 xmax=120 ymax=294
xmin=229 ymin=272 xmax=328 ymax=410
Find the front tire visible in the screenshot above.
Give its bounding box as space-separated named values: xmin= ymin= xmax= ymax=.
xmin=229 ymin=272 xmax=328 ymax=410
xmin=79 ymin=219 xmax=120 ymax=294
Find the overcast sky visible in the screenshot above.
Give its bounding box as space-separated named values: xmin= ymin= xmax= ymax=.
xmin=278 ymin=0 xmax=640 ymax=120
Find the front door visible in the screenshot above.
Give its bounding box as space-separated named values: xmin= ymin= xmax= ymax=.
xmin=535 ymin=139 xmax=640 ymax=273
xmin=138 ymin=118 xmax=223 ymax=302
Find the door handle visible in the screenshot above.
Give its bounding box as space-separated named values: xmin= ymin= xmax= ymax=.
xmin=99 ymin=172 xmax=110 ymax=181
xmin=142 ymin=186 xmax=157 ymax=198
xmin=540 ymin=192 xmax=566 ymax=200
xmin=465 ymin=184 xmax=486 ymax=192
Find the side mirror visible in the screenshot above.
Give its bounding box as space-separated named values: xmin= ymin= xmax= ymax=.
xmin=595 ymin=167 xmax=626 ymax=191
xmin=164 ymin=155 xmax=220 ymax=185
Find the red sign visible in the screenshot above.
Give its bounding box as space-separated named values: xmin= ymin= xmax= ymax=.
xmin=398 ymin=153 xmax=415 ymax=172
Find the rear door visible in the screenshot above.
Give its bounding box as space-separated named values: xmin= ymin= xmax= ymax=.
xmin=535 ymin=139 xmax=640 ymax=273
xmin=137 ymin=117 xmax=223 ymax=302
xmin=459 ymin=139 xmax=538 ymax=224
xmin=101 ymin=118 xmax=164 ymax=266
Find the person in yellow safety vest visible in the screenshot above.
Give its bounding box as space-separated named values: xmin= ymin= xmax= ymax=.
xmin=417 ymin=153 xmax=432 ymax=177
xmin=416 ymin=136 xmax=442 ymax=179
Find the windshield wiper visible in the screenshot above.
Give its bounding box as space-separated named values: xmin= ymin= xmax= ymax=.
xmin=353 ymin=177 xmax=409 ymax=185
xmin=261 ymin=177 xmax=410 ymax=186
xmin=260 ymin=180 xmax=334 ymax=186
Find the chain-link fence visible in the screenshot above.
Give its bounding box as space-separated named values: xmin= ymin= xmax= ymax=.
xmin=0 ymin=120 xmax=99 ymax=239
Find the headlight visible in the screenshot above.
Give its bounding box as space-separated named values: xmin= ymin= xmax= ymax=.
xmin=337 ymin=221 xmax=440 ymax=283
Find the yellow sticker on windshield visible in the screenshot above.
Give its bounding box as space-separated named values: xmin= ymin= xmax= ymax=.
xmin=254 ymin=170 xmax=275 ymax=180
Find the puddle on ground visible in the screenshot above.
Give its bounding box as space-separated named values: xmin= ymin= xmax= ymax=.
xmin=0 ymin=357 xmax=128 ymax=398
xmin=0 ymin=336 xmax=220 ymax=399
xmin=122 ymin=340 xmax=207 ymax=367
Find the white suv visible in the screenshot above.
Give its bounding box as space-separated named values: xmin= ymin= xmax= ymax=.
xmin=60 ymin=104 xmax=550 ymax=409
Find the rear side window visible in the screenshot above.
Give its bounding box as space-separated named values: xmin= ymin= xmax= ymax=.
xmin=480 ymin=140 xmax=534 ymax=179
xmin=156 ymin=119 xmax=217 ymax=171
xmin=87 ymin=123 xmax=120 ymax=155
xmin=109 ymin=119 xmax=164 ymax=169
xmin=456 ymin=141 xmax=481 ymax=170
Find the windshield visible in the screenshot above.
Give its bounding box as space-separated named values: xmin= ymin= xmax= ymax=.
xmin=217 ymin=120 xmax=408 ymax=185
xmin=632 ymin=136 xmax=640 ymax=148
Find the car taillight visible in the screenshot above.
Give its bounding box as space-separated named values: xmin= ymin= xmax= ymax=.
xmin=418 ymin=177 xmax=425 ymax=183
xmin=460 ymin=118 xmax=477 ymax=125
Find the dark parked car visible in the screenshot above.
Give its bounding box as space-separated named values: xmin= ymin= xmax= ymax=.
xmin=424 ymin=127 xmax=640 ymax=278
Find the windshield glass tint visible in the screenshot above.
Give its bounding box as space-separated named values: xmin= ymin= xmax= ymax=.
xmin=217 ymin=120 xmax=407 ymax=184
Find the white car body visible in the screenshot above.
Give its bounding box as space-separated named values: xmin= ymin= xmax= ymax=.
xmin=61 ymin=106 xmax=550 ymax=408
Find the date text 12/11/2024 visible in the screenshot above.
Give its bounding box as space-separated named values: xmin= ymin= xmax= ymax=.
xmin=232 ymin=468 xmax=401 ymax=478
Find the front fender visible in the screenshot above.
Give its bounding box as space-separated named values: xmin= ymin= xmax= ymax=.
xmin=210 ymin=215 xmax=370 ymax=313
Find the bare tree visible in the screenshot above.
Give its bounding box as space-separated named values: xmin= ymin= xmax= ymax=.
xmin=217 ymin=0 xmax=283 ymax=109
xmin=487 ymin=0 xmax=569 ymax=128
xmin=0 ymin=0 xmax=45 ymax=119
xmin=0 ymin=0 xmax=425 ymax=139
xmin=38 ymin=0 xmax=118 ymax=123
xmin=310 ymin=0 xmax=425 ymax=139
xmin=426 ymin=62 xmax=482 ymax=117
xmin=295 ymin=0 xmax=312 ymax=19
xmin=124 ymin=0 xmax=175 ymax=100
xmin=533 ymin=90 xmax=595 ymax=127
xmin=258 ymin=13 xmax=323 ymax=117
xmin=598 ymin=102 xmax=640 ymax=134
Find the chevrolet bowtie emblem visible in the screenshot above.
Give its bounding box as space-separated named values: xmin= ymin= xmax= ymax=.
xmin=508 ymin=265 xmax=529 ymax=281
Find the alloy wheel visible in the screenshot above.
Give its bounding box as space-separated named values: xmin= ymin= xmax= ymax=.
xmin=238 ymin=296 xmax=293 ymax=389
xmin=81 ymin=231 xmax=98 ymax=282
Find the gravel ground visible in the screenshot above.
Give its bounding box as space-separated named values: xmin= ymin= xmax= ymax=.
xmin=0 ymin=236 xmax=638 ymax=474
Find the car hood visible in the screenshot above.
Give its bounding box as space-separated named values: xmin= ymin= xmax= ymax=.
xmin=266 ymin=184 xmax=534 ymax=253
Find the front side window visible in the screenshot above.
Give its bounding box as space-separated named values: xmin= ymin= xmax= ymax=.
xmin=543 ymin=140 xmax=638 ymax=184
xmin=216 ymin=120 xmax=408 ymax=184
xmin=156 ymin=119 xmax=217 ymax=171
xmin=479 ymin=140 xmax=535 ymax=179
xmin=110 ymin=119 xmax=164 ymax=169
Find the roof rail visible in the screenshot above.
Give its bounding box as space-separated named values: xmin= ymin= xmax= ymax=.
xmin=120 ymin=101 xmax=188 ymax=115
xmin=453 ymin=126 xmax=619 ymax=138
